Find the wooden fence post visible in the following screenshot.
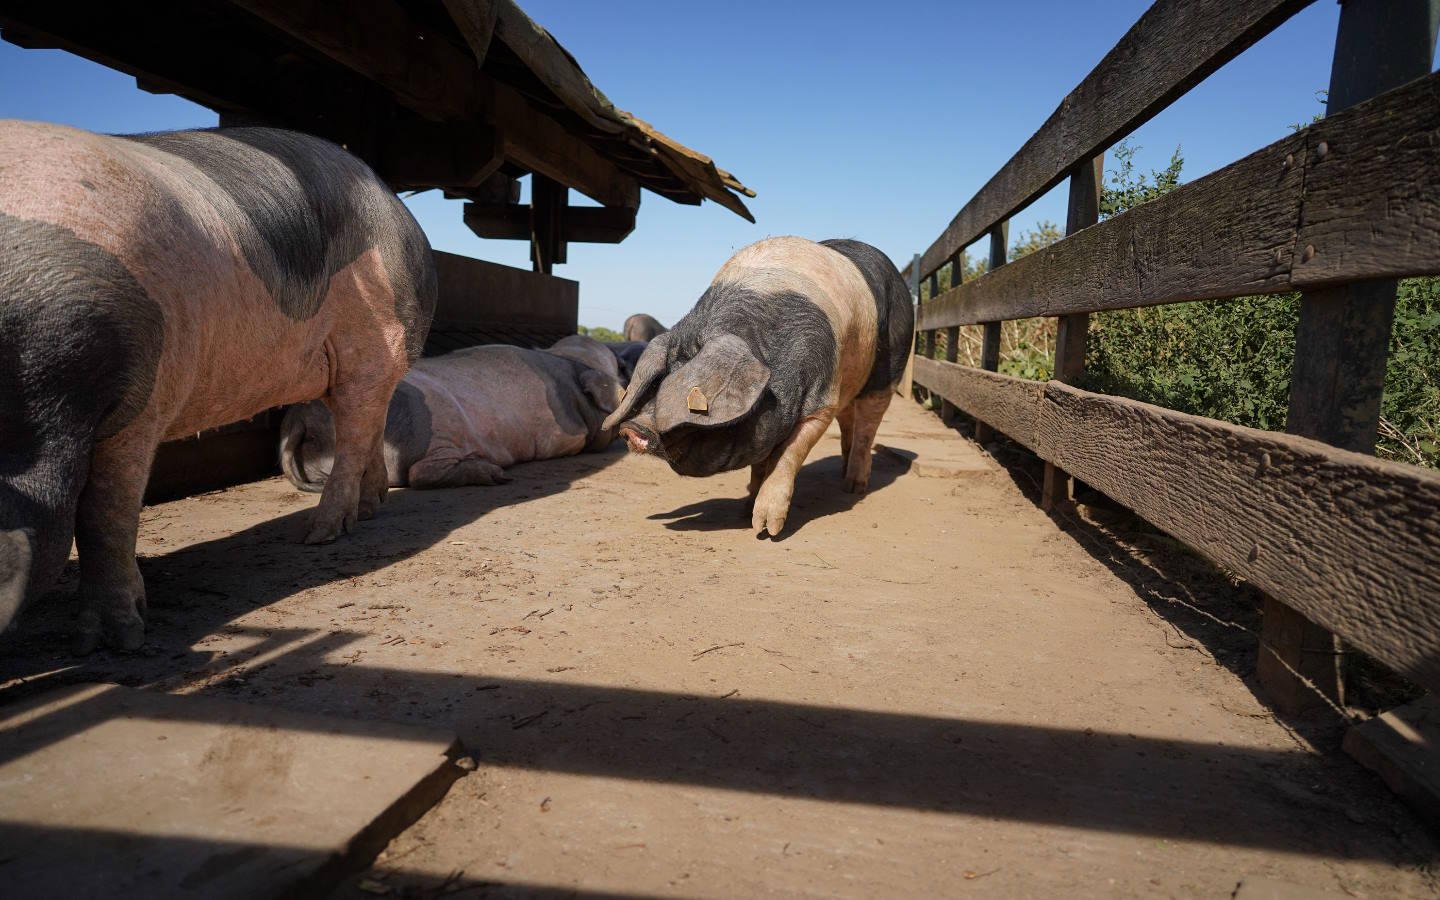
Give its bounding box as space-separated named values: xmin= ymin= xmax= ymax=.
xmin=941 ymin=250 xmax=964 ymax=424
xmin=973 ymin=222 xmax=1008 ymax=445
xmin=1257 ymin=0 xmax=1440 ymax=714
xmin=1042 ymin=154 xmax=1102 ymax=510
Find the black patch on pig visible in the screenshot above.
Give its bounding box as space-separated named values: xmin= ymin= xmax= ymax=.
xmin=382 ymin=380 xmax=435 ymax=484
xmin=0 ymin=212 xmax=164 ymax=445
xmin=127 ymin=128 xmax=436 ymax=360
xmin=0 ymin=211 xmax=165 ymax=613
xmin=651 ymin=282 xmax=837 ymax=476
xmin=820 ymin=239 xmax=915 ymax=394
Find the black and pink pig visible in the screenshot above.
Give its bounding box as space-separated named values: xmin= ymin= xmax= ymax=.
xmin=603 ymin=236 xmax=913 ymax=536
xmin=0 ymin=122 xmax=435 ymax=650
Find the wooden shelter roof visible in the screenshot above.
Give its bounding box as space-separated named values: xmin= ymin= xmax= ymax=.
xmin=0 ymin=0 xmax=755 ymax=220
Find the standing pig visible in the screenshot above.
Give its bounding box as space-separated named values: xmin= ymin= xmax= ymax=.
xmin=603 ymin=237 xmax=912 ymax=536
xmin=0 ymin=121 xmax=436 ymax=650
xmin=280 ymin=343 xmax=625 ymax=491
xmin=623 ymin=313 xmax=667 ymax=343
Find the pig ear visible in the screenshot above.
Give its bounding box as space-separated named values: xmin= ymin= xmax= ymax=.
xmin=655 ymin=335 xmax=770 ymax=432
xmin=602 ymin=332 xmax=672 ymax=431
xmin=578 ymin=369 xmax=625 ymax=414
xmin=0 ymin=528 xmax=33 ymax=634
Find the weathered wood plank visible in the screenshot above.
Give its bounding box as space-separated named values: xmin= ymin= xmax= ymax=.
xmin=494 ymin=84 xmax=641 ymax=209
xmin=1037 ymin=381 xmax=1440 ymax=694
xmin=1259 ymin=0 xmax=1440 ymax=714
xmin=916 ymin=0 xmax=1313 ymax=279
xmin=1044 ymin=155 xmax=1104 ymax=509
xmin=912 ymin=358 xmax=1043 ymax=453
xmin=228 ymin=0 xmax=486 ymax=122
xmin=916 ymin=69 xmax=1440 ymax=331
xmin=971 ymin=224 xmax=1008 ymax=445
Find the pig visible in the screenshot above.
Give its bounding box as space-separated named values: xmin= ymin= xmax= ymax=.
xmin=604 ymin=340 xmax=649 ymax=384
xmin=623 ymin=313 xmax=667 ymax=343
xmin=0 ymin=121 xmax=436 ymax=650
xmin=280 ymin=342 xmax=625 ymax=491
xmin=602 ymin=236 xmax=913 ymax=537
xmin=547 ymin=333 xmax=624 ymax=382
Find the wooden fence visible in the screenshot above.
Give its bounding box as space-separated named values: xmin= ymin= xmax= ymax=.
xmin=905 ymin=0 xmax=1440 ymax=712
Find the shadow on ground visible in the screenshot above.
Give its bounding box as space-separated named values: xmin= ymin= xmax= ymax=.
xmin=0 ymin=444 xmax=627 ymax=684
xmin=2 ymin=416 xmax=1434 ymax=896
xmin=645 ymin=446 xmax=911 ymax=538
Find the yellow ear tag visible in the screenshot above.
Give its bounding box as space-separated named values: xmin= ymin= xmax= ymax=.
xmin=686 ymin=386 xmax=709 ymax=414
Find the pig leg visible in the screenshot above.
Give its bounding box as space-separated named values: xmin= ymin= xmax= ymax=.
xmin=305 ymin=384 xmax=393 ymax=544
xmin=357 ymin=431 xmax=388 ymax=520
xmin=745 ymin=445 xmax=785 ymax=514
xmin=408 ymin=452 xmax=509 ymax=489
xmin=74 ymin=421 xmax=162 ymax=653
xmin=843 ymin=391 xmax=893 ymax=494
xmin=836 ymin=402 xmax=856 ymax=473
xmin=751 ymin=411 xmax=835 ymax=537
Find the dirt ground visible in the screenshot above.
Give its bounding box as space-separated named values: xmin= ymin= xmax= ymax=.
xmin=1 ymin=399 xmax=1436 ymax=899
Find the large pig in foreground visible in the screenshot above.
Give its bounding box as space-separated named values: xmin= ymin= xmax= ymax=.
xmin=0 ymin=122 xmax=436 ymax=650
xmin=280 ymin=342 xmax=625 ymax=491
xmin=603 ymin=237 xmax=912 ymax=536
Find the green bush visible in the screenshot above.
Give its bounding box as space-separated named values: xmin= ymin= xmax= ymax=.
xmin=1083 ymin=279 xmax=1440 ymax=468
xmin=577 ymin=324 xmax=624 ymax=342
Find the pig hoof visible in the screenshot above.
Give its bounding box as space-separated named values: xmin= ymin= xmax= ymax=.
xmin=73 ymin=621 xmax=103 ymax=656
xmin=751 ymin=499 xmax=790 ymax=537
xmin=109 ymin=616 xmax=146 ymax=651
xmin=303 ymin=511 xmax=355 ymax=544
xmin=73 ymin=611 xmax=145 ymax=654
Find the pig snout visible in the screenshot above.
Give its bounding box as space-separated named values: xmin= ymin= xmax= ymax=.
xmin=619 ymin=422 xmax=654 ymax=453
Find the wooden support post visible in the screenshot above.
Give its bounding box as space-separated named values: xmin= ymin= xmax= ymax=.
xmin=529 ymin=174 xmax=566 ymax=275
xmin=941 ymin=250 xmax=963 ymax=424
xmin=973 ymin=222 xmax=1008 ymax=446
xmin=1259 ymin=0 xmax=1439 ymax=715
xmin=1042 ymin=154 xmax=1102 ymax=510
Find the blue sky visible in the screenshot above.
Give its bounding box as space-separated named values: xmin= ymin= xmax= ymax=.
xmin=1 ymin=0 xmax=1425 ymax=329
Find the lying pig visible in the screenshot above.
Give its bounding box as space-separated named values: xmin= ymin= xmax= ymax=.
xmin=281 ymin=343 xmax=625 ymax=491
xmin=548 ymin=334 xmax=623 ymax=382
xmin=624 ymin=313 xmax=667 ymax=343
xmin=0 ymin=122 xmax=436 ymax=650
xmin=603 ymin=237 xmax=913 ymax=536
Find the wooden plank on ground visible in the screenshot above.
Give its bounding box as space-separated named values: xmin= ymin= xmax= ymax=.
xmin=915 ymin=0 xmax=1313 ymax=279
xmin=0 ymin=683 xmax=463 ymax=899
xmin=915 ymin=69 xmax=1440 ymax=331
xmin=1035 ymin=381 xmax=1440 ymax=695
xmin=912 ymin=358 xmax=1043 ymax=453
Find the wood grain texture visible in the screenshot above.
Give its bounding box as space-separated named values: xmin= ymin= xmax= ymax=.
xmin=1038 ymin=382 xmax=1440 ymax=694
xmin=1293 ymin=71 xmax=1440 ymax=286
xmin=912 ymin=358 xmax=1043 ymax=452
xmin=916 ymin=69 xmax=1440 ymax=331
xmin=915 ymin=0 xmax=1313 ymax=280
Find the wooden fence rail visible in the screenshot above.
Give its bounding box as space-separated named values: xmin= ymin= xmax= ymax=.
xmin=908 ymin=0 xmax=1440 ymax=714
xmin=915 ymin=357 xmax=1440 ymax=694
xmin=917 ymin=69 xmax=1440 ymax=331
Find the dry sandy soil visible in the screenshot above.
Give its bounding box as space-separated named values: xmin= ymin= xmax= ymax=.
xmin=1 ymin=399 xmax=1436 ymax=898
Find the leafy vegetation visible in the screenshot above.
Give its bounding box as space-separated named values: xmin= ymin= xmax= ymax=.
xmin=921 ymin=135 xmax=1440 ymax=468
xmin=577 ymin=324 xmax=624 ymax=342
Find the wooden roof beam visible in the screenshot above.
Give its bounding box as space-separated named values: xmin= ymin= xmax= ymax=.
xmin=225 ymin=0 xmax=488 ymax=122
